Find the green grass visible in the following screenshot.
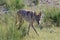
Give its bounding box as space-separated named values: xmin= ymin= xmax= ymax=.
xmin=0 ymin=0 xmax=24 ymax=10
xmin=0 ymin=7 xmax=60 ymax=40
xmin=0 ymin=0 xmax=60 ymax=40
xmin=0 ymin=11 xmax=60 ymax=40
xmin=0 ymin=22 xmax=60 ymax=40
xmin=0 ymin=10 xmax=27 ymax=40
xmin=23 ymin=27 xmax=60 ymax=40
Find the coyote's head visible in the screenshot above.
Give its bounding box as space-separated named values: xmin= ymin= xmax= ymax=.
xmin=35 ymin=12 xmax=41 ymax=25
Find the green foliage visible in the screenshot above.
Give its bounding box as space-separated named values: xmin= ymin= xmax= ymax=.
xmin=15 ymin=0 xmax=24 ymax=9
xmin=0 ymin=11 xmax=27 ymax=40
xmin=0 ymin=0 xmax=25 ymax=9
xmin=0 ymin=0 xmax=4 ymax=4
xmin=32 ymin=0 xmax=39 ymax=5
xmin=44 ymin=7 xmax=60 ymax=27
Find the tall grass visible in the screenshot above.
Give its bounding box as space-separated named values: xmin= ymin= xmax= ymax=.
xmin=0 ymin=10 xmax=27 ymax=40
xmin=0 ymin=0 xmax=60 ymax=40
xmin=0 ymin=0 xmax=26 ymax=40
xmin=0 ymin=0 xmax=25 ymax=9
xmin=44 ymin=7 xmax=60 ymax=27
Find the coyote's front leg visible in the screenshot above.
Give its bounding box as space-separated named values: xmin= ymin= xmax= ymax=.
xmin=32 ymin=23 xmax=39 ymax=36
xmin=27 ymin=22 xmax=39 ymax=36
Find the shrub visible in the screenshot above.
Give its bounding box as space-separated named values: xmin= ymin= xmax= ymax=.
xmin=44 ymin=7 xmax=60 ymax=27
xmin=32 ymin=0 xmax=39 ymax=5
xmin=0 ymin=0 xmax=25 ymax=9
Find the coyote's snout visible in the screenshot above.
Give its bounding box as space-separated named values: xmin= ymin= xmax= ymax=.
xmin=16 ymin=9 xmax=42 ymax=35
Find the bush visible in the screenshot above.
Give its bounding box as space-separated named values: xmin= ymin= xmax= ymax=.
xmin=0 ymin=0 xmax=4 ymax=4
xmin=32 ymin=0 xmax=39 ymax=5
xmin=0 ymin=11 xmax=27 ymax=40
xmin=0 ymin=0 xmax=25 ymax=9
xmin=44 ymin=7 xmax=60 ymax=27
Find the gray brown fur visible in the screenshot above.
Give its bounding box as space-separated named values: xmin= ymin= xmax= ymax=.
xmin=16 ymin=9 xmax=42 ymax=35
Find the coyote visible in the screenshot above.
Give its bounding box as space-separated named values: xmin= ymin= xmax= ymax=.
xmin=16 ymin=9 xmax=42 ymax=35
